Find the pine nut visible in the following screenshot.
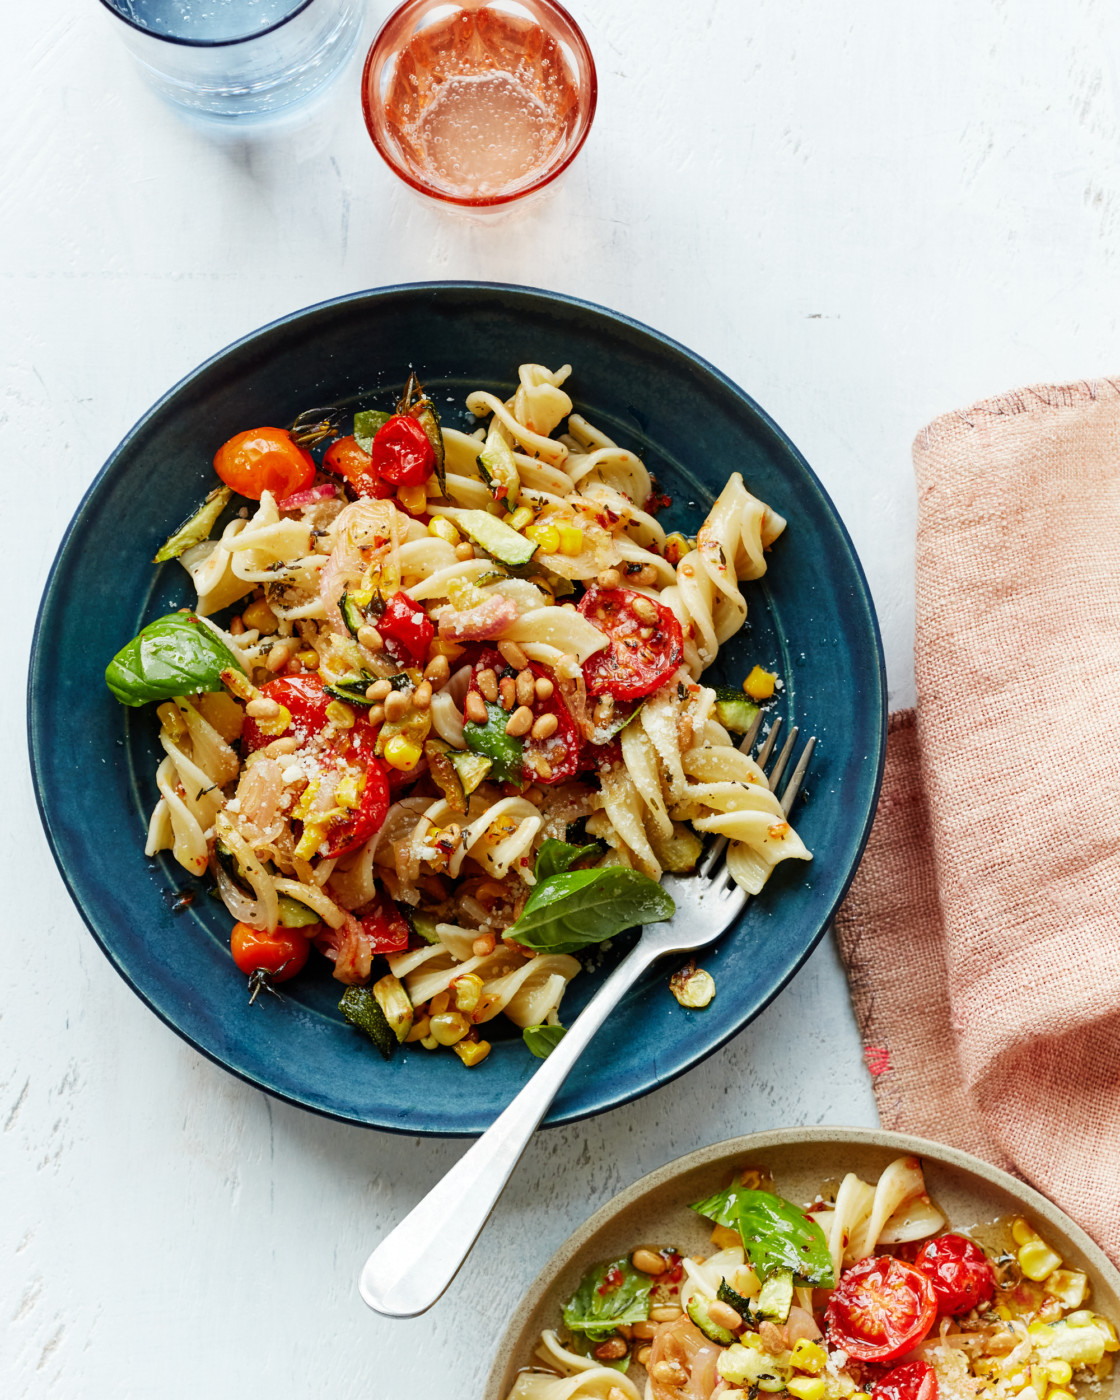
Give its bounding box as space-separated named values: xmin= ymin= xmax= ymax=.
xmin=531 ymin=712 xmax=559 ymax=741
xmin=708 ymin=1300 xmax=743 ymax=1330
xmin=649 ymin=1306 xmax=682 ymax=1323
xmin=499 ymin=675 xmax=517 ymax=711
xmin=472 ymin=932 xmax=496 ymax=957
xmin=424 ymin=654 xmax=450 ymax=687
xmin=266 ymin=642 xmax=291 ymax=672
xmin=596 ymin=568 xmax=622 ymax=589
xmin=635 ymin=564 xmax=658 ymax=586
xmin=631 ymin=596 xmax=658 ymax=623
xmin=366 ymin=679 xmax=392 ymax=702
xmin=631 ymin=1248 xmax=666 ymax=1275
xmin=357 ymin=624 xmax=383 ymax=652
xmin=636 ymin=1347 xmax=652 ymax=1367
xmin=261 ymin=736 xmax=300 ymax=757
xmin=594 ymin=1338 xmax=628 ymax=1362
xmin=477 ymin=668 xmax=498 ymax=702
xmin=454 ymin=542 xmax=475 ymax=560
xmin=245 ymin=697 xmax=281 ymax=719
xmin=534 ymin=756 xmax=553 ymax=779
xmin=534 ymin=676 xmax=555 ymax=701
xmin=229 ymin=615 xmax=245 ymax=636
xmin=383 ymin=690 xmax=409 ymax=722
xmin=368 ymin=704 xmax=385 ymax=725
xmin=505 ymin=705 xmax=533 ymax=736
xmin=651 ymin=1360 xmax=687 ymax=1385
xmin=516 ymin=670 xmax=535 ymax=706
xmin=498 ymin=641 xmax=529 ymax=670
xmin=465 ymin=692 xmax=488 ymax=724
xmin=413 ymin=680 xmax=432 ymax=711
xmin=631 ymin=1322 xmax=658 ymax=1340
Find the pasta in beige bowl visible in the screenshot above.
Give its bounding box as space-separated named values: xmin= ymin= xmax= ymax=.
xmin=483 ymin=1129 xmax=1120 ymax=1400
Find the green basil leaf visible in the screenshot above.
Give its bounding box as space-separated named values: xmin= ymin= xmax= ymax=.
xmin=736 ymin=1190 xmax=835 ymax=1288
xmin=562 ymin=1258 xmax=654 ymax=1344
xmin=353 ymin=409 xmax=391 ymax=453
xmin=105 ymin=611 xmax=245 ymax=707
xmin=464 ymin=699 xmax=524 ymax=784
xmin=153 ymin=484 xmax=232 ymax=562
xmin=533 ymin=838 xmax=603 ymax=883
xmin=522 ymin=1023 xmax=566 ymax=1059
xmin=690 ymin=1183 xmax=744 ymax=1230
xmin=509 ymin=868 xmax=674 ymax=956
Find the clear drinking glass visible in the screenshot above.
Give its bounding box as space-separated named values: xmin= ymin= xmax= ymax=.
xmin=99 ymin=0 xmax=365 ymax=119
xmin=361 ymin=0 xmax=597 ymax=210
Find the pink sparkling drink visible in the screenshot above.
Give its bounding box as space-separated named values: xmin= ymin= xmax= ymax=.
xmin=362 ymin=0 xmax=597 ymax=209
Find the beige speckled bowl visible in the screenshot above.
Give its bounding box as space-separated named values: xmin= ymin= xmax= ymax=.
xmin=483 ymin=1127 xmax=1120 ymax=1400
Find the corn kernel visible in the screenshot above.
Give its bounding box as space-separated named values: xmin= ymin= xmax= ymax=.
xmin=406 ymin=1017 xmax=431 ymax=1043
xmin=428 ymin=517 xmax=460 ymax=545
xmin=448 ymin=577 xmax=488 ymax=611
xmin=787 ymin=1379 xmax=826 ymax=1400
xmin=451 ymin=973 xmax=484 ymax=1015
xmin=556 ymin=524 xmax=584 ymax=556
xmin=710 ymin=1224 xmax=741 ymax=1250
xmin=743 ymin=665 xmax=777 ymax=701
xmin=296 ymin=649 xmax=319 ymax=669
xmin=1046 ymin=1362 xmax=1073 ymax=1387
xmin=1067 ymin=1311 xmax=1096 ymax=1326
xmin=325 ymin=700 xmax=355 ymax=729
xmin=1045 ymin=1270 xmax=1088 ymax=1310
xmin=1096 ymin=1316 xmax=1120 ymax=1351
xmin=526 ymin=523 xmax=560 ymax=553
xmin=850 ymin=1393 xmax=872 ymax=1400
xmin=292 ymin=776 xmax=321 ymax=822
xmin=293 ymin=821 xmax=325 ymax=861
xmin=663 ymin=532 xmax=691 ymax=567
xmin=420 ymin=1035 xmax=438 ymax=1050
xmin=383 ymin=733 xmax=423 ymax=771
xmin=397 ymin=482 xmax=429 ymax=515
xmin=1029 ymin=1363 xmax=1049 ymax=1396
xmin=453 ymin=1039 xmax=491 ymax=1067
xmin=430 ymin=1011 xmax=470 ymax=1046
xmin=1020 ymin=1240 xmax=1063 ymax=1282
xmin=1095 ymin=1356 xmax=1116 ymax=1379
xmin=335 ymin=774 xmax=362 ymax=810
xmin=349 ymin=586 xmax=374 ymax=608
xmin=253 ymin=703 xmax=292 ymax=737
xmin=429 ymin=991 xmax=450 ymax=1016
xmin=1013 ymin=1218 xmax=1041 ymax=1247
xmin=509 ymin=505 xmax=535 ymax=532
xmin=1048 ymin=1391 xmax=1075 ymax=1400
xmin=790 ymin=1341 xmax=828 ymax=1376
xmin=242 ymin=598 xmax=278 ymax=633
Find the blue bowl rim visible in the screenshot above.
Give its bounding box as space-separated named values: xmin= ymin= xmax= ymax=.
xmin=27 ymin=280 xmax=888 ymax=1136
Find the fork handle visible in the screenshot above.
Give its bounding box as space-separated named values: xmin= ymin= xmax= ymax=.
xmin=358 ymin=936 xmax=662 ymax=1318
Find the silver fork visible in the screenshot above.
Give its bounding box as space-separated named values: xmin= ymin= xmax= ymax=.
xmin=359 ymin=720 xmax=816 ymax=1318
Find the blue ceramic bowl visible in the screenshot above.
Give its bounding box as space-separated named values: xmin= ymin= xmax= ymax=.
xmin=28 ymin=283 xmax=886 ymax=1135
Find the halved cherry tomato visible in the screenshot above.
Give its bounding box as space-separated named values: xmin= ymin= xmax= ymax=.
xmin=214 ymin=427 xmax=316 ymax=501
xmin=369 ymin=415 xmax=434 ymax=487
xmin=323 ymin=434 xmax=394 ymax=499
xmin=354 ymin=895 xmax=410 ymax=954
xmin=577 ymin=586 xmax=684 ymax=701
xmin=523 ymin=661 xmax=581 ymax=784
xmin=378 ymin=590 xmax=434 ymax=666
xmin=230 ymin=922 xmax=310 ymax=981
xmin=241 ymin=674 xmax=389 ymax=858
xmin=913 ymin=1234 xmax=995 ymax=1316
xmin=827 ymin=1256 xmax=937 ymax=1363
xmin=873 ymin=1362 xmax=939 ymax=1400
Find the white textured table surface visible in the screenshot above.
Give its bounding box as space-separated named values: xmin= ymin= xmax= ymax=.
xmin=7 ymin=1 xmax=1120 ymax=1394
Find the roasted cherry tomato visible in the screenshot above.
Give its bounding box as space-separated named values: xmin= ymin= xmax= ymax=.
xmin=873 ymin=1362 xmax=939 ymax=1400
xmin=368 ymin=415 xmax=435 ymax=487
xmin=322 ymin=434 xmax=394 ymax=499
xmin=378 ymin=590 xmax=435 ymax=666
xmin=213 ymin=427 xmax=316 ymax=501
xmin=523 ymin=660 xmax=581 ymax=785
xmin=241 ymin=674 xmax=389 ymax=858
xmin=467 ymin=650 xmax=581 ymax=786
xmin=913 ymin=1234 xmax=995 ymax=1316
xmin=230 ymin=922 xmax=310 ymax=981
xmin=355 ymin=895 xmax=411 ymax=954
xmin=577 ymin=586 xmax=684 ymax=701
xmin=827 ymin=1255 xmax=938 ymax=1363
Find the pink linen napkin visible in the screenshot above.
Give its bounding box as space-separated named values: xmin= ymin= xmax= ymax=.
xmin=834 ymin=377 xmax=1120 ymax=1265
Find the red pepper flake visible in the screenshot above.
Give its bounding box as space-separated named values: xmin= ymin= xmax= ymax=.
xmin=645 ymin=490 xmax=672 ymax=516
xmin=597 ymin=1266 xmax=625 ymax=1295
